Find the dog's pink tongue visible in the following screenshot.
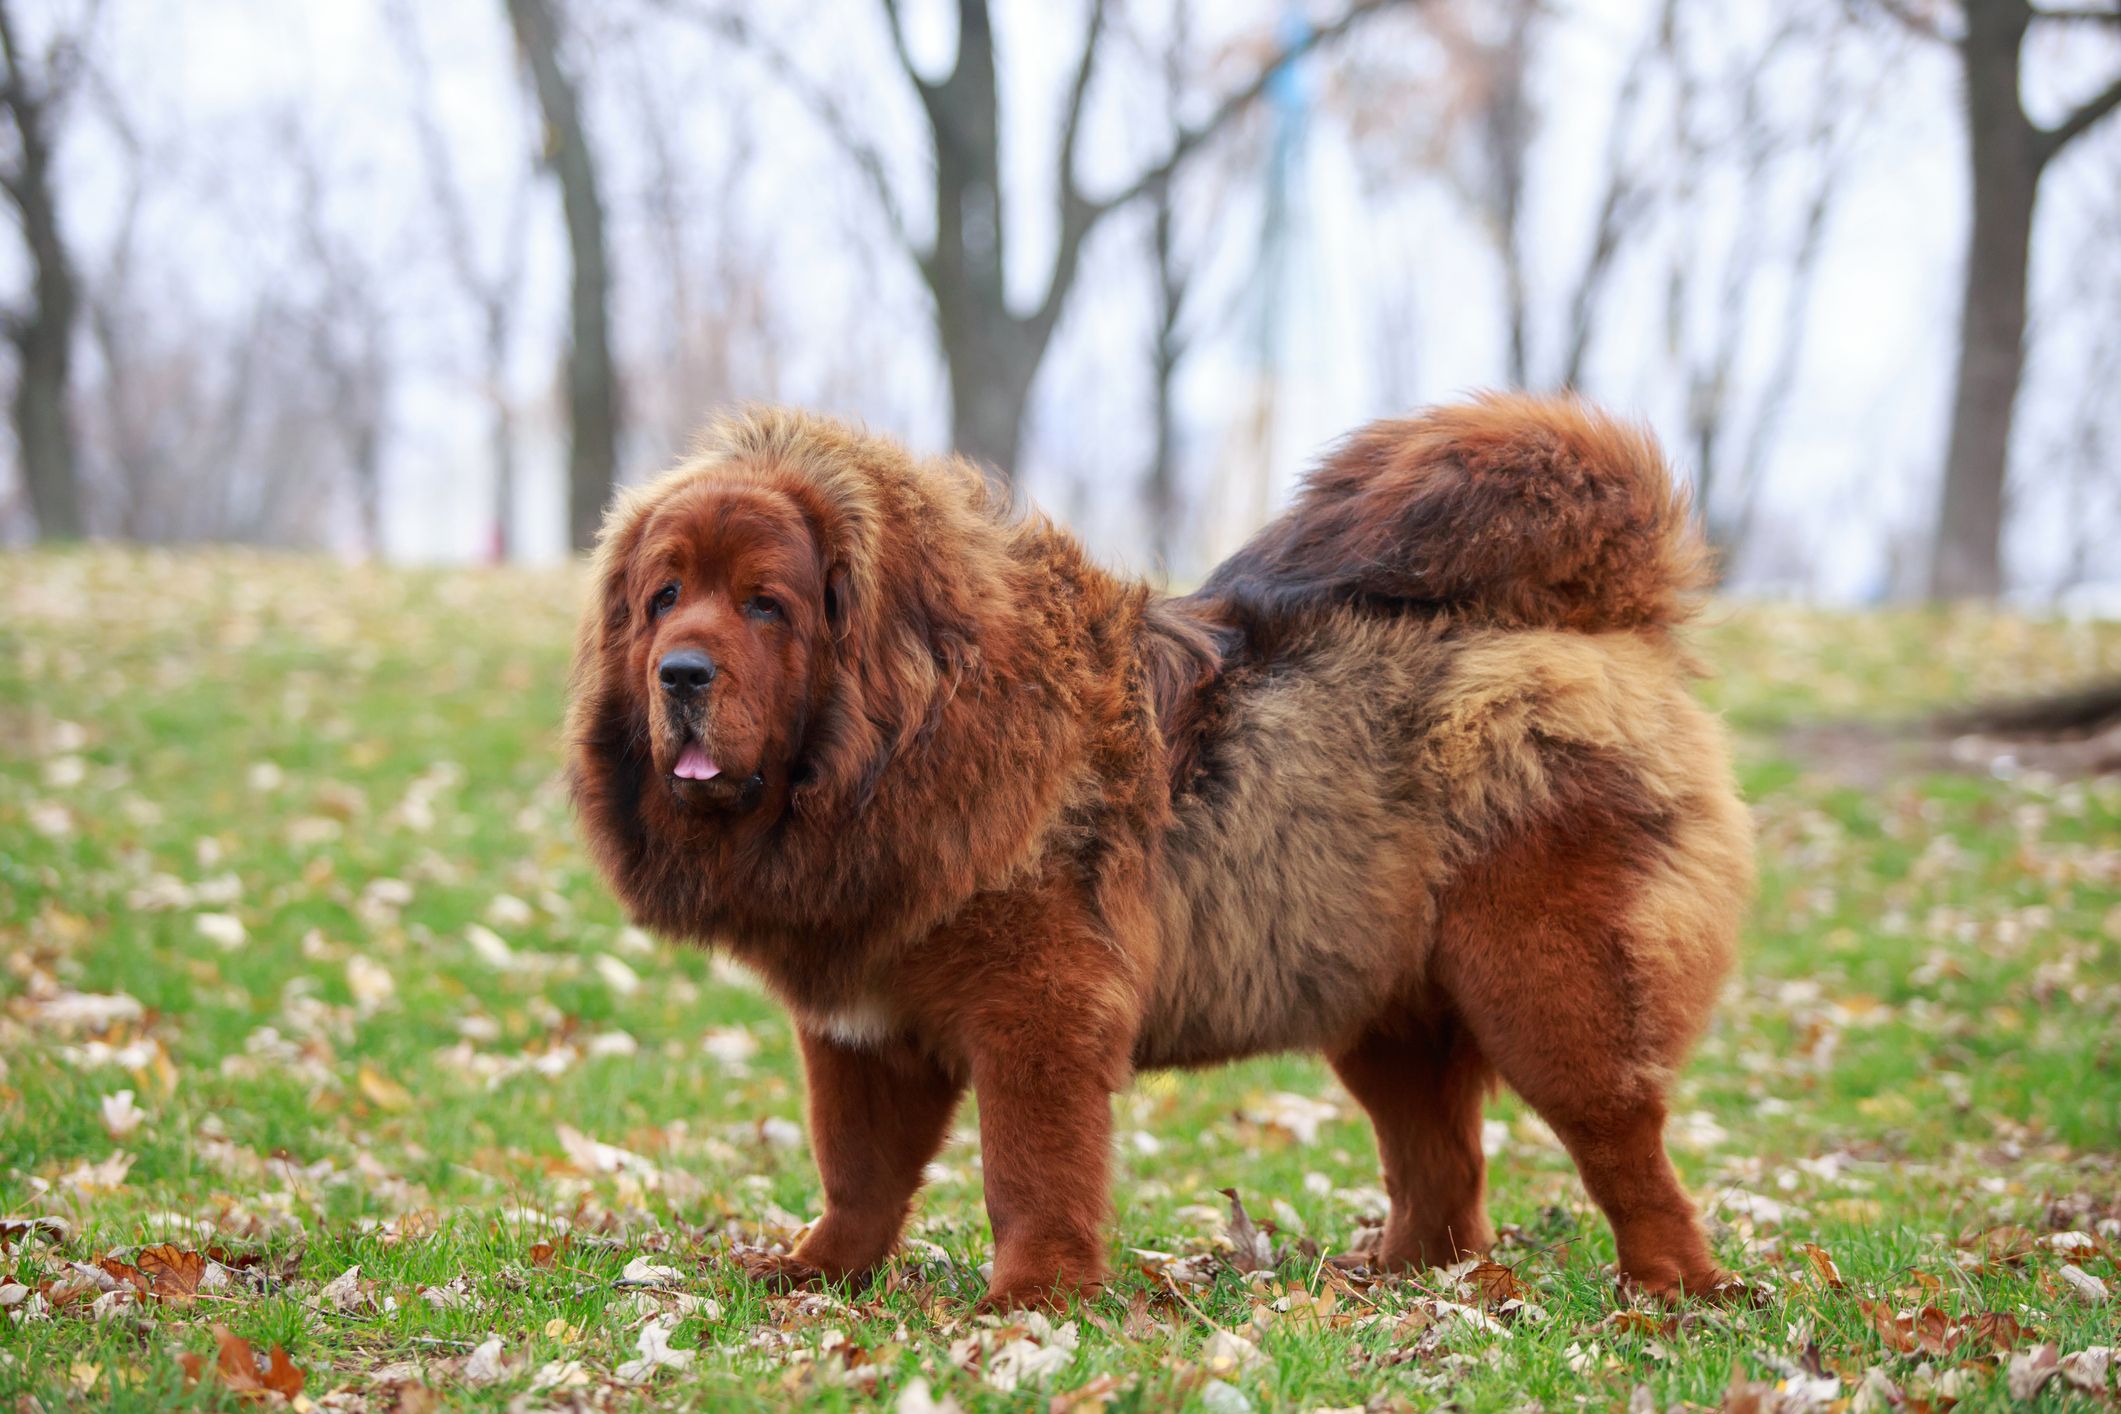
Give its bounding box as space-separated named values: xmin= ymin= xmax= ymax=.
xmin=674 ymin=742 xmax=720 ymax=781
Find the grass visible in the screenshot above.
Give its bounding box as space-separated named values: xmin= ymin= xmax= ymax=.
xmin=2 ymin=547 xmax=2117 ymax=1412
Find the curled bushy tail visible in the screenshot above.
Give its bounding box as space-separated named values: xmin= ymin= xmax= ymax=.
xmin=1199 ymin=392 xmax=1710 ymax=634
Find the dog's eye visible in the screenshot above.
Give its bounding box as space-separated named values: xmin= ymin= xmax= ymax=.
xmin=650 ymin=583 xmax=679 ymax=618
xmin=745 ymin=595 xmax=782 ymax=621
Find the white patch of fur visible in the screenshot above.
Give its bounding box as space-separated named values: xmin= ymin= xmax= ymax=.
xmin=813 ymin=1000 xmax=895 ymax=1050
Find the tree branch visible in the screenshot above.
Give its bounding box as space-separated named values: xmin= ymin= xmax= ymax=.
xmin=1109 ymin=0 xmax=1399 ymax=218
xmin=1055 ymin=0 xmax=1108 ymax=205
xmin=2038 ymin=69 xmax=2121 ymax=164
xmin=2028 ymin=3 xmax=2120 ymax=21
xmin=1859 ymin=0 xmax=1957 ymax=43
xmin=1034 ymin=0 xmax=1404 ymax=336
xmin=661 ymin=1 xmax=925 ymax=261
xmin=879 ymin=0 xmax=937 ymax=99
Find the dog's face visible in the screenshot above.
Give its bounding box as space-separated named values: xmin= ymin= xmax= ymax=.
xmin=620 ymin=485 xmax=831 ymax=812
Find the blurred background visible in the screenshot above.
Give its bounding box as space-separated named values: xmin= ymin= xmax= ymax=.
xmin=0 ymin=0 xmax=2115 ymax=603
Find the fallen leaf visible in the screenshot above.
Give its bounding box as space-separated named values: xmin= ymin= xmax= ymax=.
xmin=1465 ymin=1260 xmax=1530 ymax=1307
xmin=1911 ymin=1304 xmax=1955 ymax=1356
xmin=137 ymin=1245 xmax=209 ymax=1305
xmin=1198 ymin=1328 xmax=1264 ymax=1377
xmin=2058 ymin=1263 xmax=2110 ymax=1303
xmin=464 ymin=1333 xmax=508 ymax=1384
xmin=1220 ymin=1190 xmax=1273 ymax=1274
xmin=184 ymin=1324 xmax=306 ymax=1402
xmin=897 ymin=1376 xmax=965 ymax=1414
xmin=618 ymin=1255 xmax=686 ymax=1288
xmin=1799 ymin=1243 xmax=1844 ymax=1289
xmin=616 ymin=1316 xmax=696 ymax=1381
xmin=1964 ymin=1309 xmax=2025 ymax=1352
xmin=100 ymin=1090 xmax=145 ymax=1139
xmin=1858 ymin=1299 xmax=1918 ymax=1355
xmin=2060 ymin=1346 xmax=2113 ymax=1394
xmin=356 ymin=1065 xmax=413 ymax=1111
xmin=318 ymin=1265 xmax=365 ymax=1312
xmin=2007 ymin=1344 xmax=2061 ymax=1402
xmin=194 ymin=912 xmax=247 ymax=950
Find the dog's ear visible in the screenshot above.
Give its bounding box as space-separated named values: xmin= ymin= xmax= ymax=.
xmin=565 ymin=485 xmax=661 ymax=837
xmin=571 ymin=489 xmax=657 ymax=695
xmin=796 ymin=546 xmax=973 ymax=819
xmin=823 ymin=561 xmax=848 ymax=634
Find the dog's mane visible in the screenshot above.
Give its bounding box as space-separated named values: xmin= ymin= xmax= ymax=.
xmin=568 ymin=408 xmax=1144 ymax=968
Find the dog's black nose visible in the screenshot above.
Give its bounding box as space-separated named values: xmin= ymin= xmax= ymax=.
xmin=658 ymin=649 xmax=717 ymax=696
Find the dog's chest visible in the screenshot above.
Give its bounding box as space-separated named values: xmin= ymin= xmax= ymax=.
xmin=808 ymin=998 xmax=897 ymax=1050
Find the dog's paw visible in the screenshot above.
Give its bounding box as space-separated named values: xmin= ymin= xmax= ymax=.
xmin=974 ymin=1279 xmax=1102 ymax=1316
xmin=1619 ymin=1265 xmax=1748 ymax=1306
xmin=737 ymin=1250 xmax=827 ymax=1293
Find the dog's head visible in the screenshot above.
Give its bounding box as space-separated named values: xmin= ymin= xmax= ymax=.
xmin=611 ymin=479 xmax=828 ymax=810
xmin=568 ymin=410 xmax=985 ymax=838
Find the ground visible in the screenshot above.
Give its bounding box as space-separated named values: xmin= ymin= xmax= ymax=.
xmin=1 ymin=549 xmax=2117 ymax=1413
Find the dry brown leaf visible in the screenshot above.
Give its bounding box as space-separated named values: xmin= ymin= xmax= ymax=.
xmin=1465 ymin=1260 xmax=1530 ymax=1307
xmin=95 ymin=1256 xmax=149 ymax=1296
xmin=1219 ymin=1189 xmax=1273 ymax=1274
xmin=1859 ymin=1298 xmax=1919 ymax=1354
xmin=1799 ymin=1243 xmax=1844 ymax=1289
xmin=179 ymin=1326 xmax=308 ymax=1403
xmin=138 ymin=1245 xmax=208 ymax=1304
xmin=1911 ymin=1304 xmax=1956 ymax=1356
xmin=1963 ymin=1309 xmax=2024 ymax=1353
xmin=1960 ymin=1224 xmax=2039 ymax=1269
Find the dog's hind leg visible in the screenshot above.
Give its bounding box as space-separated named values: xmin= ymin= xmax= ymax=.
xmin=1330 ymin=1017 xmax=1495 ymax=1272
xmin=1434 ymin=798 xmax=1739 ymax=1299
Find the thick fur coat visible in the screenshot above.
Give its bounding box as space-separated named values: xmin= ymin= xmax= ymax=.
xmin=566 ymin=394 xmax=1753 ymax=1307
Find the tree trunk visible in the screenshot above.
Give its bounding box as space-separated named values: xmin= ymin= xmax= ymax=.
xmin=923 ymin=1 xmax=1027 ymax=477
xmin=506 ymin=0 xmax=616 ymax=552
xmin=0 ymin=0 xmax=82 ymax=540
xmin=12 ymin=278 xmax=78 ymax=539
xmin=1146 ymin=188 xmax=1183 ymax=574
xmin=1930 ymin=2 xmax=2038 ymax=600
xmin=945 ymin=328 xmax=1036 ymax=478
xmin=484 ymin=302 xmax=517 ymax=563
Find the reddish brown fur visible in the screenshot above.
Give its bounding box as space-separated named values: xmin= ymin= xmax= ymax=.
xmin=566 ymin=393 xmax=1753 ymax=1309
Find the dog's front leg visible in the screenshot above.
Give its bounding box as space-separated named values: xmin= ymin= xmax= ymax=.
xmin=968 ymin=1017 xmax=1125 ymax=1311
xmin=747 ymin=1027 xmax=963 ymax=1291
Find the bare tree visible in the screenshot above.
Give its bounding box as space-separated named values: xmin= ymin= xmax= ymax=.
xmin=0 ymin=0 xmax=98 ymax=539
xmin=678 ymin=0 xmax=1404 ymax=479
xmin=288 ymin=143 xmax=392 ymax=557
xmin=506 ymin=0 xmax=618 ymax=551
xmin=1876 ymin=0 xmax=2121 ymax=597
xmin=1401 ymin=0 xmax=1660 ymax=392
xmin=77 ymin=78 xmax=358 ymax=548
xmin=1142 ymin=3 xmax=1199 ymax=574
xmin=602 ymin=10 xmax=779 ymax=456
xmin=1662 ymin=2 xmax=1878 ymax=559
xmin=391 ymin=1 xmax=531 ymax=562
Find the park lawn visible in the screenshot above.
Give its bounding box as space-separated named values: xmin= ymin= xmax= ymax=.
xmin=1 ymin=547 xmax=2117 ymax=1413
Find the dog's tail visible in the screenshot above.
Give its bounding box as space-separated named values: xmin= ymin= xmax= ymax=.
xmin=1198 ymin=392 xmax=1710 ymax=635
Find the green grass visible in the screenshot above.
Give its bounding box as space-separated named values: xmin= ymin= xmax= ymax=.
xmin=2 ymin=548 xmax=2117 ymax=1412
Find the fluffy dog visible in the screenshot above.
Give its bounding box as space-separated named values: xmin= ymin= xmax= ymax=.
xmin=566 ymin=394 xmax=1752 ymax=1309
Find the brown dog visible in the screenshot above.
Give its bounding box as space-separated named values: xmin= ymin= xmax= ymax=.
xmin=566 ymin=394 xmax=1752 ymax=1309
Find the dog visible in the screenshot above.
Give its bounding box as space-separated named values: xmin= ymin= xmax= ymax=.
xmin=566 ymin=393 xmax=1753 ymax=1309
